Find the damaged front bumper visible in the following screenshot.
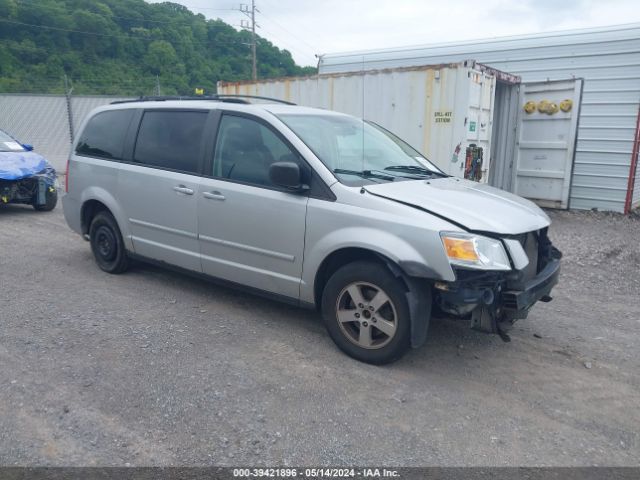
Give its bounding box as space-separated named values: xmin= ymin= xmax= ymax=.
xmin=501 ymin=258 xmax=560 ymax=313
xmin=0 ymin=167 xmax=57 ymax=206
xmin=434 ymin=228 xmax=561 ymax=337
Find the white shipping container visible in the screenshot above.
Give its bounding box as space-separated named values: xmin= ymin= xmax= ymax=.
xmin=317 ymin=23 xmax=640 ymax=212
xmin=218 ymin=61 xmax=501 ymax=182
xmin=218 ymin=61 xmax=583 ymax=210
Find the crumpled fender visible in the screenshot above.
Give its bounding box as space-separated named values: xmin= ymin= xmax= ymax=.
xmin=383 ymin=260 xmax=433 ymax=349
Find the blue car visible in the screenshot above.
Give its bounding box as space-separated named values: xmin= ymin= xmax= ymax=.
xmin=0 ymin=129 xmax=58 ymax=211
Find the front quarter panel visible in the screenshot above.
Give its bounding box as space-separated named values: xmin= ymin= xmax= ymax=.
xmin=300 ymin=185 xmax=459 ymax=304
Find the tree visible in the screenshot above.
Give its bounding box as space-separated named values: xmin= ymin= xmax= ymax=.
xmin=0 ymin=0 xmax=318 ymax=94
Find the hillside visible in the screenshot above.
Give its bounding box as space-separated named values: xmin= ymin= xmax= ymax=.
xmin=0 ymin=0 xmax=316 ymax=95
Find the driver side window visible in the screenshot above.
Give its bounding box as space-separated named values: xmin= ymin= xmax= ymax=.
xmin=212 ymin=114 xmax=301 ymax=187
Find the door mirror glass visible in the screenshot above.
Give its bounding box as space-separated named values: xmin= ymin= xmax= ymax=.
xmin=269 ymin=162 xmax=308 ymax=191
xmin=22 ymin=144 xmax=34 ymax=151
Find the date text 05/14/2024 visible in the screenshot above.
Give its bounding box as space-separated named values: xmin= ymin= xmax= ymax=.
xmin=233 ymin=468 xmax=400 ymax=478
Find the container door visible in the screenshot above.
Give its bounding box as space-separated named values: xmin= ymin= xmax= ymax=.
xmin=513 ymin=79 xmax=583 ymax=209
xmin=462 ymin=70 xmax=495 ymax=183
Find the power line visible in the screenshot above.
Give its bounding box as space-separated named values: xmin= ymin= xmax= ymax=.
xmin=256 ymin=10 xmax=319 ymax=56
xmin=12 ymin=0 xmax=236 ymax=26
xmin=0 ymin=17 xmax=248 ymax=47
xmin=5 ymin=0 xmax=317 ymax=68
xmin=259 ymin=0 xmax=324 ymax=50
xmin=252 ymin=24 xmax=317 ymax=65
xmin=171 ymin=3 xmax=241 ymax=12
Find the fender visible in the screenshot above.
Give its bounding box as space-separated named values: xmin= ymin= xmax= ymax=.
xmin=80 ymin=186 xmax=134 ymax=251
xmin=302 ymin=227 xmax=437 ymax=349
xmin=383 ymin=259 xmax=432 ymax=349
xmin=301 ymin=225 xmax=451 ymax=295
xmin=301 ymin=226 xmax=432 ymax=301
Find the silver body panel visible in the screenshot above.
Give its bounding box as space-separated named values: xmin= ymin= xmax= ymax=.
xmin=63 ymin=100 xmax=552 ymax=306
xmin=364 ymin=177 xmax=550 ymax=235
xmin=117 ymin=164 xmax=201 ymax=272
xmin=198 ymin=177 xmax=308 ymax=299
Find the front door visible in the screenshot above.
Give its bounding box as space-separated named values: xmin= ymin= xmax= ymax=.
xmin=197 ymin=112 xmax=308 ymax=299
xmin=118 ymin=109 xmax=209 ymax=272
xmin=513 ymin=79 xmax=583 ymax=209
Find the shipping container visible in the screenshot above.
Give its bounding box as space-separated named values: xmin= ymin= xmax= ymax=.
xmin=219 ymin=61 xmax=501 ymax=183
xmin=218 ymin=60 xmax=584 ymax=209
xmin=318 ymin=23 xmax=640 ymax=213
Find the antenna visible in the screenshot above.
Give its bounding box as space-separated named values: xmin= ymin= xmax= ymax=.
xmin=361 ymin=55 xmax=365 ymax=173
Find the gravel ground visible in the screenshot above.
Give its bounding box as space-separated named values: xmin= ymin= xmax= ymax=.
xmin=0 ymin=204 xmax=639 ymax=466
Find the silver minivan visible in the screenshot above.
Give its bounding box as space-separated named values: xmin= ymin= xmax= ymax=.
xmin=63 ymin=96 xmax=561 ymax=364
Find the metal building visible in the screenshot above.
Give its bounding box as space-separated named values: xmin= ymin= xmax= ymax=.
xmin=318 ymin=23 xmax=640 ymax=213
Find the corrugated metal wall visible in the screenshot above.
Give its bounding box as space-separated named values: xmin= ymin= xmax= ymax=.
xmin=0 ymin=94 xmax=130 ymax=171
xmin=319 ymin=24 xmax=640 ymax=212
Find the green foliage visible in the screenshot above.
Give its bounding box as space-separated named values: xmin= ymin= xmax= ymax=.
xmin=0 ymin=0 xmax=317 ymax=94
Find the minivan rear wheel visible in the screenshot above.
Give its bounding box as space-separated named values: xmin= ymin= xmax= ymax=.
xmin=321 ymin=261 xmax=411 ymax=364
xmin=89 ymin=211 xmax=130 ymax=274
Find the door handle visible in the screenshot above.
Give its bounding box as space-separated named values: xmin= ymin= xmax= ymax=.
xmin=173 ymin=185 xmax=194 ymax=195
xmin=203 ymin=191 xmax=226 ymax=201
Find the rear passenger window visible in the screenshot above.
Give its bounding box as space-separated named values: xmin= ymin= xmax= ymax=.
xmin=134 ymin=111 xmax=207 ymax=173
xmin=76 ymin=109 xmax=134 ymax=160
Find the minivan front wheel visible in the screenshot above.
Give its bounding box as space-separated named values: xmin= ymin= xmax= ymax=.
xmin=89 ymin=211 xmax=130 ymax=274
xmin=322 ymin=261 xmax=411 ymax=364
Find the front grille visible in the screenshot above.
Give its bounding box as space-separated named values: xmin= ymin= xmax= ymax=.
xmin=519 ymin=231 xmax=539 ymax=281
xmin=502 ymin=292 xmax=518 ymax=310
xmin=517 ymin=227 xmax=557 ymax=278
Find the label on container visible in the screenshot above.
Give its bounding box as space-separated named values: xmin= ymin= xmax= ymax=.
xmin=434 ymin=111 xmax=452 ymax=123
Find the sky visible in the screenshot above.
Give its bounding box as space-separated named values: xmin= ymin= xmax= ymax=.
xmin=148 ymin=0 xmax=640 ymax=67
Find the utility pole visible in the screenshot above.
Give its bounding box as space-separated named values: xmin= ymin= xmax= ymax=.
xmin=155 ymin=75 xmax=161 ymax=96
xmin=239 ymin=1 xmax=258 ymax=80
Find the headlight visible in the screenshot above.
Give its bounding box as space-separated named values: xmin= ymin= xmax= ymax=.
xmin=440 ymin=232 xmax=511 ymax=271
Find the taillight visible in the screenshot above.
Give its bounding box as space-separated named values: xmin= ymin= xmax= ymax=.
xmin=64 ymin=157 xmax=70 ymax=193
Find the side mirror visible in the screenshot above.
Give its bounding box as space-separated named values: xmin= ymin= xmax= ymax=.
xmin=269 ymin=161 xmax=309 ymax=192
xmin=22 ymin=144 xmax=34 ymax=151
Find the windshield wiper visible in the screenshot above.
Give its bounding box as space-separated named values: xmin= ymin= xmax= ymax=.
xmin=384 ymin=165 xmax=447 ymax=177
xmin=333 ymin=168 xmax=396 ymax=181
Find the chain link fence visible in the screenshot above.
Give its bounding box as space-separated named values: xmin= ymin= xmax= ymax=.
xmin=0 ymin=94 xmax=132 ymax=171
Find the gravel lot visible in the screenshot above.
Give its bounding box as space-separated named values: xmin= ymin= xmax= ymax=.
xmin=0 ymin=203 xmax=639 ymax=466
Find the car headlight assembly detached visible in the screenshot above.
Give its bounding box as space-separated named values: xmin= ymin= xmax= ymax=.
xmin=440 ymin=232 xmax=511 ymax=271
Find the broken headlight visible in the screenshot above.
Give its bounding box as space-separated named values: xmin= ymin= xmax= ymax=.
xmin=440 ymin=232 xmax=511 ymax=271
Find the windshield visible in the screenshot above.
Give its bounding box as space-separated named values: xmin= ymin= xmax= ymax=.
xmin=0 ymin=130 xmax=25 ymax=153
xmin=277 ymin=113 xmax=445 ymax=185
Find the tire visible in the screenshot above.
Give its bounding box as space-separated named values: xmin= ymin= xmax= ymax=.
xmin=89 ymin=211 xmax=130 ymax=274
xmin=33 ymin=187 xmax=58 ymax=211
xmin=321 ymin=261 xmax=412 ymax=364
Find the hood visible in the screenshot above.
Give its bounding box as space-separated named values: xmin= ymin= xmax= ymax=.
xmin=0 ymin=150 xmax=50 ymax=181
xmin=365 ymin=177 xmax=550 ymax=235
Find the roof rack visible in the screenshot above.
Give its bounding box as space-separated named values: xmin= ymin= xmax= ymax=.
xmin=110 ymin=94 xmax=296 ymax=106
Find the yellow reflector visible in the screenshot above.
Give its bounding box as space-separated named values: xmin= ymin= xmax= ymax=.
xmin=442 ymin=237 xmax=479 ymax=262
